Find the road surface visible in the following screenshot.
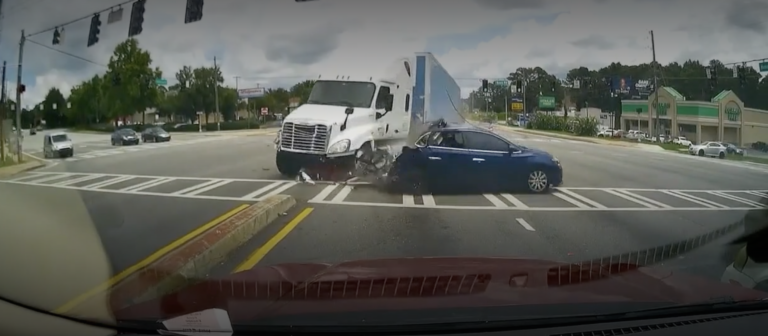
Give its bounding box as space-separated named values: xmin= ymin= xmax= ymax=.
xmin=0 ymin=126 xmax=766 ymax=311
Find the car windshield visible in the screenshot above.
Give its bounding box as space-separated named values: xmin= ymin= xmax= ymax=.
xmin=51 ymin=134 xmax=69 ymax=142
xmin=306 ymin=80 xmax=375 ymax=108
xmin=4 ymin=1 xmax=768 ymax=333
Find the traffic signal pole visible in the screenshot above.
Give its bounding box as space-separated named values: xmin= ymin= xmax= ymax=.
xmin=15 ymin=29 xmax=25 ymax=163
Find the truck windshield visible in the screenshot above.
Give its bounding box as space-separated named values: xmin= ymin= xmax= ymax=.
xmin=306 ymin=81 xmax=375 ymax=108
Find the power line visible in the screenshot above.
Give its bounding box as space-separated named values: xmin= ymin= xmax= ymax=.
xmin=26 ymin=0 xmax=136 ymax=37
xmin=25 ymin=38 xmax=106 ymax=67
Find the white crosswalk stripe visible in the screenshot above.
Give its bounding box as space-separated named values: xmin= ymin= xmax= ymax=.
xmin=56 ymin=137 xmax=234 ymax=162
xmin=3 ymin=172 xmax=768 ymax=211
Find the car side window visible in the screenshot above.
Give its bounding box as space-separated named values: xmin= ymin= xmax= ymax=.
xmin=415 ymin=132 xmax=430 ymax=147
xmin=463 ymin=132 xmax=509 ymax=152
xmin=438 ymin=131 xmax=465 ymax=148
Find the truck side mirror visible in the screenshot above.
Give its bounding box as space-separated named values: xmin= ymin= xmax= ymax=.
xmin=344 ymin=107 xmax=354 ymax=115
xmin=375 ymin=112 xmax=383 ymax=119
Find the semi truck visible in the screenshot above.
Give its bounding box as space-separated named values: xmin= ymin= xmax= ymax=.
xmin=274 ymin=52 xmax=464 ymax=180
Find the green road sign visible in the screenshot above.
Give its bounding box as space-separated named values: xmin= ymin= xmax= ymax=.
xmin=155 ymin=78 xmax=167 ymax=86
xmin=538 ymin=96 xmax=555 ymax=109
xmin=759 ymin=62 xmax=768 ymax=72
xmin=494 ymin=80 xmax=508 ymax=87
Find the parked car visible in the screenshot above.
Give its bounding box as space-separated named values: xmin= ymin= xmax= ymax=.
xmin=722 ymin=143 xmax=744 ymax=156
xmin=672 ymin=136 xmax=692 ymax=146
xmin=388 ymin=125 xmax=563 ymax=194
xmin=111 ymin=128 xmax=140 ymax=146
xmin=689 ymin=141 xmax=727 ymax=159
xmin=141 ymin=126 xmax=171 ymax=142
xmin=43 ymin=132 xmax=73 ymax=158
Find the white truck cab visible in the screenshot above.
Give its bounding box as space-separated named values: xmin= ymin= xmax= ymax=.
xmin=275 ymin=57 xmax=415 ymax=176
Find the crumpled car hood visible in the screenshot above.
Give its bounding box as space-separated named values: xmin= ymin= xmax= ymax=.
xmin=114 ymin=257 xmax=765 ymax=322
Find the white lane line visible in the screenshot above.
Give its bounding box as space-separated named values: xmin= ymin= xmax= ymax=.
xmin=185 ymin=180 xmax=232 ymax=196
xmin=484 ymin=194 xmax=508 ymax=207
xmin=121 ymin=178 xmax=173 ymax=192
xmin=662 ymin=190 xmax=723 ymax=208
xmin=329 ymin=186 xmax=354 ymax=202
xmin=241 ymin=181 xmax=283 ymax=199
xmin=557 ymin=188 xmax=606 ymax=209
xmin=552 ymin=191 xmax=590 ymax=208
xmin=403 ymin=195 xmax=415 ymax=205
xmin=613 ymin=189 xmax=671 ymax=208
xmin=23 ymin=173 xmax=75 ymax=184
xmin=261 ymin=181 xmax=298 ymax=198
xmin=604 ymin=189 xmax=659 ymax=208
xmin=310 ymin=185 xmax=338 ymax=202
xmin=708 ymin=191 xmax=765 ymax=208
xmin=516 ymin=218 xmax=535 ymax=231
xmin=171 ymin=179 xmax=223 ymax=195
xmin=82 ymin=176 xmax=135 ymax=189
xmin=500 ymin=193 xmax=529 ymax=209
xmin=746 ymin=191 xmax=768 ymax=199
xmin=54 ymin=174 xmax=105 ymax=186
xmin=421 ymin=194 xmax=436 ymax=206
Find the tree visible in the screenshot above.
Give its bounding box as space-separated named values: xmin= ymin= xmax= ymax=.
xmin=41 ymin=88 xmax=68 ymax=128
xmin=104 ymin=38 xmax=162 ymax=126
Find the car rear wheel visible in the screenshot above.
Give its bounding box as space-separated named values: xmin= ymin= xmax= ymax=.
xmin=527 ymin=170 xmax=550 ymax=193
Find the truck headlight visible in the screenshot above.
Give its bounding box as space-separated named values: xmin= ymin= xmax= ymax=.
xmin=274 ymin=130 xmax=281 ymax=145
xmin=327 ymin=139 xmax=350 ymax=154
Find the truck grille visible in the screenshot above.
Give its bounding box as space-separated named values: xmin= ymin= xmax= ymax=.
xmin=280 ymin=122 xmax=329 ymax=154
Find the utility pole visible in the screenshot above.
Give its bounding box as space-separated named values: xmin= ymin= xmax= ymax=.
xmin=650 ymin=30 xmax=659 ymax=138
xmin=0 ymin=61 xmax=6 ymax=162
xmin=213 ymin=56 xmax=220 ymax=131
xmin=15 ymin=30 xmax=24 ymax=163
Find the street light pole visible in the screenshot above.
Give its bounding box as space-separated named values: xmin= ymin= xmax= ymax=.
xmin=213 ymin=56 xmax=220 ymax=131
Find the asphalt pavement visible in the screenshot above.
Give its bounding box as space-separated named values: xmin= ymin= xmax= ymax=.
xmin=1 ymin=126 xmax=767 ymax=311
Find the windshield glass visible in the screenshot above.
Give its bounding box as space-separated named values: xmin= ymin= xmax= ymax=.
xmin=51 ymin=134 xmax=69 ymax=142
xmin=306 ymin=80 xmax=375 ymax=108
xmin=3 ymin=0 xmax=768 ymax=332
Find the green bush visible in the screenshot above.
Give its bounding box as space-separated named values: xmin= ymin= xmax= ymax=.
xmin=526 ymin=113 xmax=599 ymax=137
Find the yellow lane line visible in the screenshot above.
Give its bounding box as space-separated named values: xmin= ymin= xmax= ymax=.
xmin=53 ymin=203 xmax=251 ymax=314
xmin=232 ymin=207 xmax=314 ymax=273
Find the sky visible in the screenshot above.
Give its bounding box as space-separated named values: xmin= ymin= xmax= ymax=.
xmin=0 ymin=0 xmax=766 ymax=106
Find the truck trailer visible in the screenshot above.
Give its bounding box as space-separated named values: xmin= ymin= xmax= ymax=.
xmin=274 ymin=52 xmax=464 ymax=181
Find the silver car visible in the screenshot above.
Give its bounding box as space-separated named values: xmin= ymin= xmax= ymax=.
xmin=688 ymin=141 xmax=727 ymax=159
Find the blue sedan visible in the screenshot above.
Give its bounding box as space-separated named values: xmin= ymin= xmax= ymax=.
xmin=390 ymin=126 xmax=562 ymax=194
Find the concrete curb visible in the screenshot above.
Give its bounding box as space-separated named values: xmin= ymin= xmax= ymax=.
xmin=0 ymin=159 xmax=46 ymax=178
xmin=98 ymin=195 xmax=296 ymax=312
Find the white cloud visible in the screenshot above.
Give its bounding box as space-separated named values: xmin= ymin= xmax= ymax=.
xmin=0 ymin=0 xmax=763 ymax=105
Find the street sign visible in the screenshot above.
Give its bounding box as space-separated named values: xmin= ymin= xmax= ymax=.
xmin=759 ymin=62 xmax=768 ymax=72
xmin=238 ymin=87 xmax=265 ymax=98
xmin=260 ymin=107 xmax=269 ymax=115
xmin=494 ymin=80 xmax=508 ymax=87
xmin=538 ymin=96 xmax=556 ymax=109
xmin=155 ymin=78 xmax=167 ymax=86
xmin=510 ymin=102 xmax=524 ymax=111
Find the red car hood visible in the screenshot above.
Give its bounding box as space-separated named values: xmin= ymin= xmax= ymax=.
xmin=114 ymin=257 xmax=765 ymax=322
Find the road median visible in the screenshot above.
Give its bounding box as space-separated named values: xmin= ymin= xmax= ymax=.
xmin=58 ymin=195 xmax=297 ymax=317
xmin=492 ymin=123 xmax=640 ymax=148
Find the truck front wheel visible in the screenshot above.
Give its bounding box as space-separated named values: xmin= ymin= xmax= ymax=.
xmin=276 ymin=152 xmax=301 ymax=177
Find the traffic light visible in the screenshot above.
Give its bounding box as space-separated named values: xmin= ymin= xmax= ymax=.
xmin=737 ymin=65 xmax=747 ymax=87
xmin=705 ymin=66 xmax=718 ymax=89
xmin=481 ymin=79 xmax=488 ymax=92
xmin=551 ymin=80 xmax=557 ymax=91
xmin=184 ymin=0 xmax=204 ymax=24
xmin=87 ymin=14 xmax=102 ymax=47
xmin=515 ymin=80 xmax=522 ymax=93
xmin=52 ymin=27 xmax=62 ymax=45
xmin=17 ymin=84 xmax=26 ymax=94
xmin=128 ymin=0 xmax=146 ymax=37
xmin=112 ymin=73 xmax=122 ymax=85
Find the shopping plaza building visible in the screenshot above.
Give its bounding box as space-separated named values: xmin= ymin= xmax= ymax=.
xmin=620 ymin=87 xmax=768 ymax=146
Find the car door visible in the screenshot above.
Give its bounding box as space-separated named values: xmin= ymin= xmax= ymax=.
xmin=705 ymin=142 xmax=721 ymax=156
xmin=422 ymin=130 xmax=470 ymax=191
xmin=461 ymin=131 xmax=516 ymax=192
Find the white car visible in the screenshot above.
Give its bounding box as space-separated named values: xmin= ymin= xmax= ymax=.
xmin=688 ymin=141 xmax=727 ymax=159
xmin=672 ymin=136 xmax=692 ymax=146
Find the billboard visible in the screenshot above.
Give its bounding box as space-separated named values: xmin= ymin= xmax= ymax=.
xmin=538 ymin=96 xmax=556 ymax=109
xmin=237 ymin=87 xmax=265 ymax=98
xmin=612 ymin=76 xmax=633 ymax=94
xmin=510 ymin=102 xmax=524 ymax=111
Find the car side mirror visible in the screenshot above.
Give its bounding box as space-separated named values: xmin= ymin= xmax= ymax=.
xmin=375 ymin=112 xmax=383 ymax=119
xmin=509 ymin=145 xmax=521 ymax=153
xmin=344 ymin=107 xmax=354 ymax=115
